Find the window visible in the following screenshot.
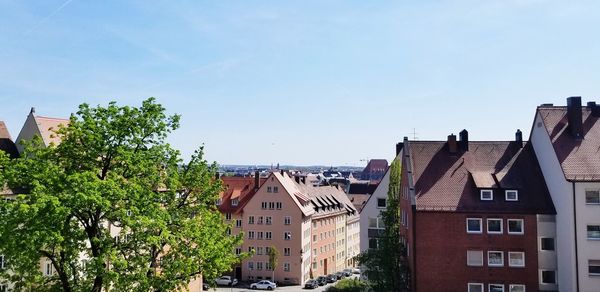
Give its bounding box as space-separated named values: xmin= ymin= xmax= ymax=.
xmin=45 ymin=260 xmax=53 ymax=276
xmin=489 ymin=284 xmax=504 ymax=292
xmin=284 ymin=247 xmax=291 ymax=256
xmin=468 ymin=283 xmax=484 ymax=292
xmin=267 ymin=186 xmax=272 ymax=193
xmin=257 ymin=247 xmax=263 ymax=255
xmin=466 ymin=218 xmax=482 ymax=233
xmin=265 ymin=247 xmax=271 ymax=254
xmin=508 ymin=219 xmax=524 ymax=234
xmin=377 ymin=198 xmax=386 ymax=208
xmin=283 ymin=262 xmax=290 ymax=271
xmin=368 ymin=238 xmax=378 ymax=249
xmin=284 ymin=232 xmax=291 ymax=240
xmin=0 ymin=255 xmax=4 ymax=269
xmin=586 ymin=190 xmax=600 ymax=204
xmin=266 ymin=232 xmax=272 ymax=240
xmin=480 ymin=189 xmax=493 ymax=200
xmin=541 ymin=238 xmax=555 ymax=251
xmin=509 ymin=285 xmax=525 ymax=292
xmin=284 ymin=216 xmax=291 ymax=225
xmin=589 ymin=260 xmax=600 ymax=276
xmin=261 ymin=202 xmax=267 ymax=209
xmin=248 ymin=246 xmax=254 ymax=253
xmin=258 ymin=231 xmax=264 ymax=240
xmin=313 ymin=235 xmax=317 ymax=242
xmin=266 ymin=216 xmax=272 ymax=225
xmin=488 ymin=251 xmax=504 ymax=267
xmin=0 ymin=284 xmax=6 ymax=292
xmin=587 ymin=225 xmax=600 ymax=240
xmin=249 ymin=216 xmax=255 ymax=224
xmin=248 ymin=231 xmax=255 ymax=239
xmin=232 ymin=198 xmax=239 ymax=206
xmin=467 ymin=250 xmax=483 ymax=267
xmin=258 ymin=216 xmax=264 ymax=225
xmin=505 ymin=190 xmax=519 ymax=201
xmin=508 ymin=252 xmax=525 ymax=267
xmin=257 ymin=262 xmax=263 ymax=270
xmin=126 ymin=209 xmax=132 ymax=216
xmin=541 ymin=270 xmax=556 ymax=284
xmin=273 ymin=186 xmax=279 ymax=193
xmin=236 ymin=219 xmax=242 ymax=228
xmin=276 ymin=202 xmax=282 ymax=209
xmin=225 ymin=213 xmax=232 ymax=220
xmin=248 ymin=262 xmax=254 ymax=270
xmin=235 ymin=248 xmax=241 ymax=255
xmin=216 ymin=198 xmax=222 ymax=206
xmin=268 ymin=202 xmax=275 ymax=209
xmin=487 ymin=218 xmax=503 ymax=234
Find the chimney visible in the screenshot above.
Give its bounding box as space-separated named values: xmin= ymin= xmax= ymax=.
xmin=447 ymin=134 xmax=457 ymax=154
xmin=254 ymin=171 xmax=259 ymax=190
xmin=515 ymin=129 xmax=523 ymax=147
xmin=301 ymin=177 xmax=306 ymax=184
xmin=280 ymin=169 xmax=284 ymax=176
xmin=589 ymin=101 xmax=600 ymax=117
xmin=30 ymin=107 xmax=35 ymax=114
xmin=215 ymin=172 xmax=220 ymax=180
xmin=567 ymin=96 xmax=583 ymax=139
xmin=459 ymin=129 xmax=469 ymax=151
xmin=396 ymin=142 xmax=404 ymax=156
xmin=295 ymin=175 xmax=300 ymax=183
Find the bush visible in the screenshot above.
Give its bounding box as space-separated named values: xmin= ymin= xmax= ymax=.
xmin=325 ymin=278 xmax=371 ymax=292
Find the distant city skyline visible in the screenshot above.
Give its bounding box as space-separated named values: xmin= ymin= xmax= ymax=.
xmin=2 ymin=1 xmax=600 ymax=165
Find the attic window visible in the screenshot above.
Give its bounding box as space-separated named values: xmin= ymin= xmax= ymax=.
xmin=231 ymin=198 xmax=239 ymax=206
xmin=480 ymin=190 xmax=493 ymax=201
xmin=505 ymin=190 xmax=518 ymax=201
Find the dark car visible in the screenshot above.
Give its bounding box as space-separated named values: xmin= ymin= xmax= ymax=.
xmin=202 ymin=282 xmax=210 ymax=291
xmin=304 ymin=280 xmax=319 ymax=289
xmin=342 ymin=268 xmax=352 ymax=277
xmin=326 ymin=274 xmax=337 ymax=283
xmin=316 ymin=276 xmax=327 ymax=286
xmin=335 ymin=272 xmax=345 ymax=279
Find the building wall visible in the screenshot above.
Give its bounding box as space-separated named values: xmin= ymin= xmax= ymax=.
xmin=574 ymin=182 xmax=600 ymax=291
xmin=240 ymin=176 xmax=303 ymax=284
xmin=335 ymin=214 xmax=346 ymax=272
xmin=531 ymin=112 xmax=576 ymax=291
xmin=359 ymin=168 xmax=390 ymax=252
xmin=537 ymin=214 xmax=558 ymax=291
xmin=415 ymin=212 xmax=539 ymax=292
xmin=311 ymin=215 xmax=338 ymax=277
xmin=15 ymin=112 xmax=41 ymax=153
xmin=345 ymin=216 xmax=360 ymax=267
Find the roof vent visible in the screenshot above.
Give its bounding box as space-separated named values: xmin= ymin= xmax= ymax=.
xmin=447 ymin=134 xmax=457 ymax=154
xmin=567 ymin=96 xmax=583 ymax=139
xmin=589 ymin=101 xmax=600 ymax=117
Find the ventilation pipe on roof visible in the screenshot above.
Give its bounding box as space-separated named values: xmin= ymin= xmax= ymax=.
xmin=295 ymin=175 xmax=300 ymax=184
xmin=396 ymin=142 xmax=404 ymax=156
xmin=515 ymin=129 xmax=523 ymax=147
xmin=254 ymin=171 xmax=260 ymax=190
xmin=280 ymin=169 xmax=284 ymax=176
xmin=567 ymin=96 xmax=583 ymax=139
xmin=447 ymin=134 xmax=457 ymax=154
xmin=459 ymin=129 xmax=469 ymax=151
xmin=589 ymin=101 xmax=600 ymax=117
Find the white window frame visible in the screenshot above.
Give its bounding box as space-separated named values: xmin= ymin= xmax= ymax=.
xmin=480 ymin=189 xmax=493 ymax=201
xmin=235 ymin=247 xmax=242 ymax=255
xmin=466 ymin=218 xmax=483 ymax=234
xmin=585 ymin=190 xmax=600 ymax=205
xmin=249 ymin=216 xmax=255 ymax=224
xmin=487 ymin=218 xmax=503 ymax=234
xmin=508 ymin=251 xmax=525 ymax=267
xmin=266 ymin=216 xmax=272 ymax=225
xmin=505 ymin=190 xmax=519 ymax=201
xmin=248 ymin=261 xmax=254 ymax=270
xmin=284 ymin=247 xmax=291 ymax=256
xmin=236 ymin=219 xmax=242 ymax=228
xmin=248 ymin=231 xmax=255 ymax=239
xmin=266 ymin=231 xmax=272 ymax=240
xmin=509 ymin=284 xmax=526 ymax=292
xmin=467 ymin=283 xmax=484 ymax=292
xmin=587 ymin=225 xmax=600 ymax=240
xmin=488 ymin=251 xmax=504 ymax=267
xmin=284 ymin=231 xmax=291 ymax=240
xmin=284 ymin=216 xmax=291 ymax=225
xmin=489 ymin=284 xmax=505 ymax=292
xmin=283 ymin=262 xmax=290 ymax=271
xmin=466 ymin=250 xmax=484 ymax=267
xmin=273 ymin=186 xmax=279 ymax=193
xmin=231 ymin=198 xmax=239 ymax=206
xmin=267 ymin=186 xmax=272 ymax=193
xmin=507 ymin=219 xmax=524 ymax=235
xmin=45 ymin=260 xmax=53 ymax=276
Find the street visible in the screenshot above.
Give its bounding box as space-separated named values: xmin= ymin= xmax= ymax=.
xmin=209 ymin=275 xmax=360 ymax=292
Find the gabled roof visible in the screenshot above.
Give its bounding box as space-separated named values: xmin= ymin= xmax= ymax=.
xmin=537 ymin=106 xmax=600 ymax=181
xmin=218 ymin=176 xmax=266 ymax=214
xmin=408 ymin=140 xmax=555 ymax=214
xmin=294 ymin=177 xmax=357 ymax=219
xmin=272 ymin=172 xmax=315 ymax=217
xmin=363 ymin=159 xmax=388 ymax=172
xmin=0 ymin=121 xmax=19 ymax=158
xmin=347 ymin=182 xmax=378 ymax=195
xmin=34 ymin=115 xmax=69 ymax=146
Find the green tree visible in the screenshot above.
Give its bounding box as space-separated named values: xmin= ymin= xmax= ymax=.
xmin=0 ymin=98 xmax=246 ymax=291
xmin=267 ymin=245 xmax=279 ymax=283
xmin=357 ymin=159 xmax=410 ymax=291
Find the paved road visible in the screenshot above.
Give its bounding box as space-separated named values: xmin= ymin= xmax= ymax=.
xmin=210 ymin=275 xmax=359 ymax=292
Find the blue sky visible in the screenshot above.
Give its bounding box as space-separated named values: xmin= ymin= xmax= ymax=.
xmin=1 ymin=1 xmax=600 ymax=166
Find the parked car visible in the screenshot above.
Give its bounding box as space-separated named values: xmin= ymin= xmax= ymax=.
xmin=326 ymin=274 xmax=337 ymax=283
xmin=335 ymin=271 xmax=345 ymax=279
xmin=316 ymin=276 xmax=327 ymax=286
xmin=215 ymin=276 xmax=238 ymax=286
xmin=352 ymin=267 xmax=361 ymax=274
xmin=202 ymin=282 xmax=210 ymax=291
xmin=304 ymin=280 xmax=319 ymax=289
xmin=250 ymin=280 xmax=277 ymax=290
xmin=342 ymin=269 xmax=353 ymax=277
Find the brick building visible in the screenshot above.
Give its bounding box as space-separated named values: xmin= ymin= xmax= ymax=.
xmin=400 ymin=131 xmax=557 ymax=292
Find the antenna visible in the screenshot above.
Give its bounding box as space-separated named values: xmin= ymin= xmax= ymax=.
xmin=411 ymin=128 xmax=418 ymax=140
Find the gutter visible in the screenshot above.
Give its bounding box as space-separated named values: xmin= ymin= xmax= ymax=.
xmin=572 ymin=181 xmax=580 ymax=292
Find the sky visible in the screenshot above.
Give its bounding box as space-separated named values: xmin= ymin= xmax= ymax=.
xmin=1 ymin=0 xmax=600 ymax=166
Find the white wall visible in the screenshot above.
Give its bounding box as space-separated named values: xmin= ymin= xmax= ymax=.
xmin=537 ymin=214 xmax=558 ymax=291
xmin=531 ymin=112 xmax=576 ymax=291
xmin=574 ymin=182 xmax=600 ymax=291
xmin=359 ymin=168 xmax=390 ymax=252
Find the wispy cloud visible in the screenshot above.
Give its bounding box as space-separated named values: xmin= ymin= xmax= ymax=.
xmin=23 ymin=0 xmax=75 ymax=36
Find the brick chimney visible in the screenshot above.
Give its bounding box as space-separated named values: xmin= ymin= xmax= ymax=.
xmin=588 ymin=101 xmax=600 ymax=117
xmin=447 ymin=134 xmax=457 ymax=154
xmin=567 ymin=96 xmax=583 ymax=139
xmin=254 ymin=171 xmax=260 ymax=190
xmin=459 ymin=129 xmax=469 ymax=151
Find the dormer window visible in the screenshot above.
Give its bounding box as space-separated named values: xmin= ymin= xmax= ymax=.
xmin=231 ymin=198 xmax=239 ymax=206
xmin=480 ymin=190 xmax=493 ymax=201
xmin=505 ymin=190 xmax=518 ymax=201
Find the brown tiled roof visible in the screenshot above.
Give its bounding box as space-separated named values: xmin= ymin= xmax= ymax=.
xmin=34 ymin=115 xmax=69 ymax=146
xmin=347 ymin=194 xmax=369 ymax=212
xmin=347 ymin=183 xmax=378 ymax=195
xmin=364 ymin=159 xmax=388 ymax=172
xmin=218 ymin=176 xmax=266 ymax=214
xmin=408 ymin=140 xmax=555 ymax=214
xmin=0 ymin=121 xmax=19 ymax=158
xmin=538 ymin=106 xmax=600 ymax=181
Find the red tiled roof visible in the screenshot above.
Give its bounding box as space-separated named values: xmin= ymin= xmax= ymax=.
xmin=0 ymin=121 xmax=19 ymax=158
xmin=408 ymin=140 xmax=555 ymax=214
xmin=34 ymin=115 xmax=69 ymax=146
xmin=363 ymin=159 xmax=388 ymax=172
xmin=538 ymin=106 xmax=600 ymax=181
xmin=218 ymin=176 xmax=266 ymax=214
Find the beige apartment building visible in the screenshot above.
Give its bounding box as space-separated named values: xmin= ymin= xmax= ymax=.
xmin=222 ymin=171 xmax=359 ymax=285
